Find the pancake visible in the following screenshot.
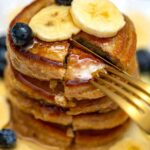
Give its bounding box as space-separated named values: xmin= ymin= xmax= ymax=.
xmin=7 ymin=0 xmax=136 ymax=82
xmin=73 ymin=109 xmax=128 ymax=130
xmin=11 ymin=104 xmax=73 ymax=148
xmin=74 ymin=120 xmax=130 ymax=148
xmin=8 ymin=88 xmax=118 ymax=116
xmin=6 ymin=58 xmax=139 ymax=106
xmin=67 ymin=96 xmax=118 ymax=115
xmin=8 ymin=89 xmax=122 ymax=129
xmin=10 ymin=104 xmax=130 ymax=149
xmin=5 ymin=65 xmax=73 ymax=108
xmin=8 ymin=90 xmax=72 ymax=126
xmin=5 ymin=66 xmax=118 ymax=115
xmin=7 ymin=0 xmax=67 ymax=80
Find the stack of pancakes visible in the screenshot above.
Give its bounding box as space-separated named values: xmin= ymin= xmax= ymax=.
xmin=5 ymin=0 xmax=138 ymax=149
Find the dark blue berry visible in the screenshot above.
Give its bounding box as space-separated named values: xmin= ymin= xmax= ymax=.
xmin=0 ymin=42 xmax=7 ymax=77
xmin=0 ymin=129 xmax=17 ymax=148
xmin=11 ymin=23 xmax=33 ymax=46
xmin=0 ymin=62 xmax=6 ymax=77
xmin=137 ymin=49 xmax=150 ymax=72
xmin=55 ymin=0 xmax=73 ymax=6
xmin=0 ymin=36 xmax=6 ymax=48
xmin=0 ymin=46 xmax=7 ymax=60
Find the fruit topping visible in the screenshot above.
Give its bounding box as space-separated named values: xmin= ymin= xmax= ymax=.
xmin=71 ymin=0 xmax=125 ymax=38
xmin=137 ymin=49 xmax=150 ymax=73
xmin=11 ymin=23 xmax=33 ymax=46
xmin=0 ymin=36 xmax=7 ymax=77
xmin=55 ymin=0 xmax=73 ymax=6
xmin=0 ymin=129 xmax=17 ymax=148
xmin=29 ymin=5 xmax=80 ymax=42
xmin=0 ymin=36 xmax=6 ymax=48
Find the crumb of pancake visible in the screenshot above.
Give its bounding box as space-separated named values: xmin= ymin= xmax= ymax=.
xmin=55 ymin=94 xmax=67 ymax=107
xmin=49 ymin=80 xmax=58 ymax=90
xmin=66 ymin=128 xmax=74 ymax=138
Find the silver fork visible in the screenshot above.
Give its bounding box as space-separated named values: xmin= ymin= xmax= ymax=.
xmin=90 ymin=66 xmax=150 ymax=134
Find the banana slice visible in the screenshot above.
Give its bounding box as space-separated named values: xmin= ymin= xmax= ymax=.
xmin=71 ymin=0 xmax=125 ymax=38
xmin=0 ymin=96 xmax=10 ymax=129
xmin=110 ymin=138 xmax=149 ymax=150
xmin=29 ymin=5 xmax=80 ymax=42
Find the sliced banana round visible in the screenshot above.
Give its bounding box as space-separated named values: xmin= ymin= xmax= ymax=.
xmin=110 ymin=138 xmax=149 ymax=150
xmin=0 ymin=96 xmax=10 ymax=129
xmin=71 ymin=0 xmax=126 ymax=38
xmin=29 ymin=5 xmax=80 ymax=42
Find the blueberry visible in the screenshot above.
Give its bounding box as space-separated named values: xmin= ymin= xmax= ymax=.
xmin=0 ymin=44 xmax=7 ymax=77
xmin=0 ymin=129 xmax=17 ymax=148
xmin=0 ymin=46 xmax=7 ymax=60
xmin=11 ymin=23 xmax=33 ymax=46
xmin=0 ymin=62 xmax=6 ymax=77
xmin=55 ymin=0 xmax=73 ymax=6
xmin=0 ymin=36 xmax=6 ymax=48
xmin=137 ymin=49 xmax=150 ymax=72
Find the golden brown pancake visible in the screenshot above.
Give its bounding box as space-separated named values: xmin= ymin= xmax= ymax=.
xmin=6 ymin=57 xmax=139 ymax=105
xmin=7 ymin=0 xmax=136 ymax=82
xmin=73 ymin=109 xmax=128 ymax=130
xmin=5 ymin=65 xmax=72 ymax=108
xmin=67 ymin=96 xmax=118 ymax=115
xmin=11 ymin=105 xmax=73 ymax=148
xmin=74 ymin=120 xmax=130 ymax=148
xmin=8 ymin=90 xmax=72 ymax=126
xmin=7 ymin=0 xmax=67 ymax=80
xmin=8 ymin=89 xmax=124 ymax=130
xmin=5 ymin=66 xmax=118 ymax=114
xmin=10 ymin=104 xmax=130 ymax=149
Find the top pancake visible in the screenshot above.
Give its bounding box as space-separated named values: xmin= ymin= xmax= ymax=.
xmin=7 ymin=0 xmax=136 ymax=81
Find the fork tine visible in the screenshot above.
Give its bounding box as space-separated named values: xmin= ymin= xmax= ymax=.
xmin=98 ymin=72 xmax=150 ymax=105
xmin=97 ymin=78 xmax=150 ymax=112
xmin=106 ymin=67 xmax=150 ymax=95
xmin=90 ymin=80 xmax=142 ymax=123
